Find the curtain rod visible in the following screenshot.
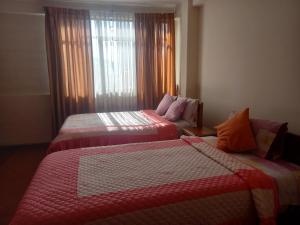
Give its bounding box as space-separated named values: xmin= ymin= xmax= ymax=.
xmin=43 ymin=2 xmax=176 ymax=14
xmin=0 ymin=9 xmax=176 ymax=17
xmin=0 ymin=11 xmax=45 ymax=16
xmin=43 ymin=0 xmax=176 ymax=10
xmin=0 ymin=6 xmax=175 ymax=17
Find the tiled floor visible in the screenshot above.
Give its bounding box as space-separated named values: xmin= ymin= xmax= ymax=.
xmin=0 ymin=144 xmax=47 ymax=225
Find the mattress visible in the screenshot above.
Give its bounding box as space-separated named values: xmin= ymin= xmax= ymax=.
xmin=201 ymin=136 xmax=300 ymax=210
xmin=48 ymin=110 xmax=178 ymax=154
xmin=10 ymin=136 xmax=278 ymax=225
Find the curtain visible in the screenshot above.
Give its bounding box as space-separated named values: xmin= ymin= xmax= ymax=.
xmin=45 ymin=7 xmax=95 ymax=136
xmin=91 ymin=11 xmax=137 ymax=112
xmin=135 ymin=13 xmax=176 ymax=110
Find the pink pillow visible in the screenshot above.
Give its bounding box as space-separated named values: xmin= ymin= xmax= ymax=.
xmin=155 ymin=93 xmax=174 ymax=116
xmin=164 ymin=97 xmax=187 ymax=121
xmin=182 ymin=98 xmax=199 ymax=127
xmin=251 ymin=119 xmax=288 ymax=159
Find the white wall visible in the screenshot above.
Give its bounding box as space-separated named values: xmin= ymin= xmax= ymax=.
xmin=0 ymin=1 xmax=52 ymax=145
xmin=201 ymin=0 xmax=300 ymax=134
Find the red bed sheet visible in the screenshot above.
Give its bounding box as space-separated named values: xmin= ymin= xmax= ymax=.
xmin=48 ymin=110 xmax=178 ymax=154
xmin=11 ymin=137 xmax=278 ymax=225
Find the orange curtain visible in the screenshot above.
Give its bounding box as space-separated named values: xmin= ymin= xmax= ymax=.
xmin=135 ymin=13 xmax=176 ymax=110
xmin=45 ymin=7 xmax=95 ymax=136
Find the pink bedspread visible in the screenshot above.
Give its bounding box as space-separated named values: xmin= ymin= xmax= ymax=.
xmin=232 ymin=152 xmax=300 ymax=210
xmin=11 ymin=137 xmax=278 ymax=225
xmin=48 ymin=110 xmax=178 ymax=154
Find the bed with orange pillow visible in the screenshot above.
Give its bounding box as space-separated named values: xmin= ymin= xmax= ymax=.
xmin=203 ymin=107 xmax=299 ymax=214
xmin=10 ymin=136 xmax=278 ymax=225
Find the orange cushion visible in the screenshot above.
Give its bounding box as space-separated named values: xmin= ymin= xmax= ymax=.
xmin=215 ymin=108 xmax=257 ymax=152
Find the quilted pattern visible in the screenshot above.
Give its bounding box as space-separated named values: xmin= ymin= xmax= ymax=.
xmin=78 ymin=145 xmax=232 ymax=197
xmin=48 ymin=110 xmax=178 ymax=154
xmin=63 ymin=111 xmax=156 ymax=130
xmin=182 ymin=136 xmax=279 ymax=224
xmin=233 ymin=153 xmax=300 ymax=208
xmin=10 ymin=138 xmax=277 ymax=225
xmin=87 ymin=191 xmax=256 ymax=225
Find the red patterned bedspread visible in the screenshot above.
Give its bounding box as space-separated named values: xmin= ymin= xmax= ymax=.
xmin=48 ymin=110 xmax=178 ymax=154
xmin=11 ymin=137 xmax=278 ymax=225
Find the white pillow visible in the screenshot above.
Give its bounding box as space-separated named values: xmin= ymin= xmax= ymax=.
xmin=182 ymin=98 xmax=199 ymax=127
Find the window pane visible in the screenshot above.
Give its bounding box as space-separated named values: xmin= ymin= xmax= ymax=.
xmin=91 ymin=12 xmax=136 ymax=97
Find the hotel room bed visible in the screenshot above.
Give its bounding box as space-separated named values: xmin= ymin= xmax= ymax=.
xmin=47 ymin=108 xmax=202 ymax=154
xmin=10 ymin=136 xmax=282 ymax=225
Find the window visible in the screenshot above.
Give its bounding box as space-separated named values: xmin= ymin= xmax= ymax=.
xmin=91 ymin=11 xmax=136 ymax=98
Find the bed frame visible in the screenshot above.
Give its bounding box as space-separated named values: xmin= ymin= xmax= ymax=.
xmin=282 ymin=132 xmax=300 ymax=166
xmin=196 ymin=102 xmax=204 ymax=128
xmin=279 ymin=132 xmax=300 ymax=222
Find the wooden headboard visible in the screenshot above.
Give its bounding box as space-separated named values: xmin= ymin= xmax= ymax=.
xmin=282 ymin=132 xmax=300 ymax=166
xmin=197 ymin=102 xmax=204 ymax=128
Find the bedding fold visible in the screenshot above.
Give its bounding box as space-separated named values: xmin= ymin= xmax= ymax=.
xmin=182 ymin=136 xmax=279 ymax=225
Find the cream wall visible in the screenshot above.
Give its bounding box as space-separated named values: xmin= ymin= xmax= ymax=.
xmin=175 ymin=1 xmax=188 ymax=96
xmin=186 ymin=2 xmax=201 ymax=98
xmin=0 ymin=1 xmax=52 ymax=146
xmin=201 ymin=0 xmax=300 ymax=134
xmin=176 ymin=0 xmax=202 ymax=98
xmin=0 ymin=8 xmax=51 ymax=146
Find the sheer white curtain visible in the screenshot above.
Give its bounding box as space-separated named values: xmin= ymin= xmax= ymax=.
xmin=91 ymin=11 xmax=137 ymax=112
